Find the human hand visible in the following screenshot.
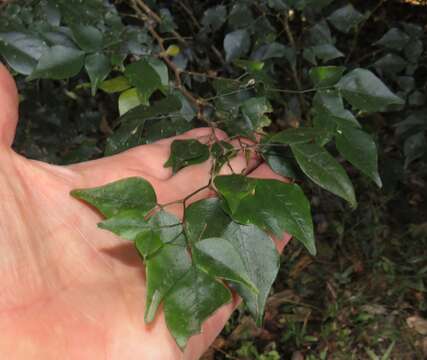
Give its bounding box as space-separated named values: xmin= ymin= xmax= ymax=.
xmin=0 ymin=64 xmax=291 ymax=359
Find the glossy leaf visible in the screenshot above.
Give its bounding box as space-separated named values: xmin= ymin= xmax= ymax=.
xmin=0 ymin=32 xmax=48 ymax=75
xmin=336 ymin=69 xmax=404 ymax=112
xmin=99 ymin=210 xmax=181 ymax=245
xmin=229 ymin=4 xmax=254 ymax=28
xmin=313 ymin=90 xmax=361 ymax=128
xmin=164 ymin=266 xmax=231 ymax=349
xmin=29 ymin=45 xmax=85 ymax=80
xmin=185 ymin=198 xmax=232 ymax=244
xmin=184 ymin=199 xmax=282 ymax=323
xmin=105 ymin=95 xmax=182 ymax=155
xmin=270 ymin=127 xmax=328 ymax=145
xmin=309 ymin=66 xmax=345 ymax=87
xmin=124 ymin=58 xmax=162 ymax=103
xmin=373 ymin=53 xmax=407 ymax=76
xmin=263 ymin=148 xmax=300 ymax=179
xmin=222 ymin=222 xmax=280 ymax=325
xmin=145 ymin=233 xmax=192 ymax=323
xmin=193 ymin=237 xmax=258 ymax=292
xmin=327 ymin=4 xmax=364 ymax=33
xmin=291 ymin=143 xmax=357 ymax=207
xmin=240 ymin=97 xmax=272 ymax=132
xmin=304 ymin=44 xmax=344 ymax=64
xmin=164 ymin=139 xmax=210 ymax=174
xmin=335 ymin=125 xmax=382 ymax=188
xmin=252 ymin=42 xmax=293 ymax=61
xmin=85 ymin=52 xmax=111 ymax=95
xmin=71 ymin=177 xmax=157 ymax=218
xmin=118 ymin=88 xmax=142 ymax=116
xmin=224 ymin=29 xmax=250 ymax=62
xmin=215 ymin=175 xmax=316 ymax=255
xmin=99 ymin=76 xmax=132 ymax=93
xmin=202 ymin=5 xmax=227 ymax=32
xmin=71 ymin=24 xmax=103 ymax=52
xmin=375 ymin=28 xmax=410 ymax=51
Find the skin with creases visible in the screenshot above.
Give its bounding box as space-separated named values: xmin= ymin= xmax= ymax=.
xmin=0 ymin=64 xmax=291 ymax=360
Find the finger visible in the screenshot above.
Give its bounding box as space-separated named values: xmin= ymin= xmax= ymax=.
xmin=0 ymin=64 xmax=19 ymax=148
xmin=68 ymin=128 xmax=227 ymax=184
xmin=247 ymin=162 xmax=290 ymax=183
xmin=218 ymin=136 xmax=260 ymax=176
xmin=165 ymin=137 xmax=260 ymax=202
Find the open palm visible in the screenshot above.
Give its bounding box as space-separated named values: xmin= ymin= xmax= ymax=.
xmin=0 ymin=64 xmax=290 ymax=359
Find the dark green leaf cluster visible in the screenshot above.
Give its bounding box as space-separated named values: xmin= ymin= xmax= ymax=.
xmin=2 ymin=0 xmax=426 ymax=352
xmin=71 ymin=170 xmax=313 ymax=348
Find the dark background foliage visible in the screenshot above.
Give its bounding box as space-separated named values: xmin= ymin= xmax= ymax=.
xmin=1 ymin=0 xmax=426 ymax=358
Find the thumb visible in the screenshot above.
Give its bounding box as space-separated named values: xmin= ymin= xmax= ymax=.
xmin=0 ymin=63 xmax=19 ymax=148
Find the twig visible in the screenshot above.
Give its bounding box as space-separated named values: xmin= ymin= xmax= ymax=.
xmin=130 ymin=0 xmax=205 ymax=111
xmin=282 ymin=15 xmax=307 ymax=117
xmin=183 ymin=70 xmax=242 ymax=83
xmin=177 ymin=0 xmax=226 ymax=66
xmin=133 ymin=0 xmax=188 ymax=46
xmin=345 ymin=0 xmax=386 ymax=63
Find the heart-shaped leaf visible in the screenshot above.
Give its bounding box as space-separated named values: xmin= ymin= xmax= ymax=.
xmin=71 ymin=177 xmax=157 ymax=218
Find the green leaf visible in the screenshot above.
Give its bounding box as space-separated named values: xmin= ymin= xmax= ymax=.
xmin=145 ymin=234 xmax=192 ymax=323
xmin=135 ymin=229 xmax=163 ymax=259
xmin=85 ymin=52 xmax=111 ymax=95
xmin=403 ymin=133 xmax=426 ymax=168
xmin=99 ymin=209 xmax=181 ymax=245
xmin=304 ymin=44 xmax=344 ymax=64
xmin=308 ymin=20 xmax=333 ymax=45
xmin=71 ymin=24 xmax=103 ymax=52
xmin=313 ymin=113 xmax=336 ymax=146
xmin=99 ymin=76 xmax=132 ymax=93
xmin=165 ymin=44 xmax=180 ymax=57
xmin=335 ymin=125 xmax=382 ymax=188
xmin=229 ymin=4 xmax=254 ymax=29
xmin=215 ymin=175 xmax=316 ymax=255
xmin=201 ymin=5 xmax=227 ymax=32
xmin=373 ymin=54 xmax=407 ymax=76
xmin=291 ymin=143 xmax=357 ymax=207
xmin=193 ymin=237 xmax=258 ymax=293
xmin=124 ymin=58 xmax=162 ymax=103
xmin=164 ymin=139 xmax=210 ymax=174
xmin=224 ymin=29 xmax=250 ymax=62
xmin=375 ymin=28 xmax=410 ymax=51
xmin=164 ymin=266 xmax=231 ymax=349
xmin=118 ymin=88 xmax=142 ymax=116
xmin=0 ymin=32 xmax=48 ymax=75
xmin=404 ymin=39 xmax=423 ymax=62
xmin=309 ymin=66 xmax=345 ymax=87
xmin=211 ymin=141 xmax=238 ymax=174
xmin=241 ymin=97 xmax=272 ymax=132
xmin=105 ymin=95 xmax=182 ymax=155
xmin=145 ymin=57 xmax=169 ymax=88
xmin=71 ymin=177 xmax=157 ymax=218
xmin=234 ymin=59 xmax=265 ymax=73
xmin=270 ymin=127 xmax=328 ymax=145
xmin=222 ymin=222 xmax=280 ymax=325
xmin=185 ymin=198 xmax=232 ymax=244
xmin=336 ymin=69 xmax=404 ymax=113
xmin=263 ymin=148 xmax=300 ymax=179
xmin=327 ymin=4 xmax=364 ymax=33
xmin=29 ymin=45 xmax=85 ymax=80
xmin=185 ymin=198 xmax=282 ymax=324
xmin=313 ymin=90 xmax=361 ymax=128
xmin=251 ymin=42 xmax=294 ymax=61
